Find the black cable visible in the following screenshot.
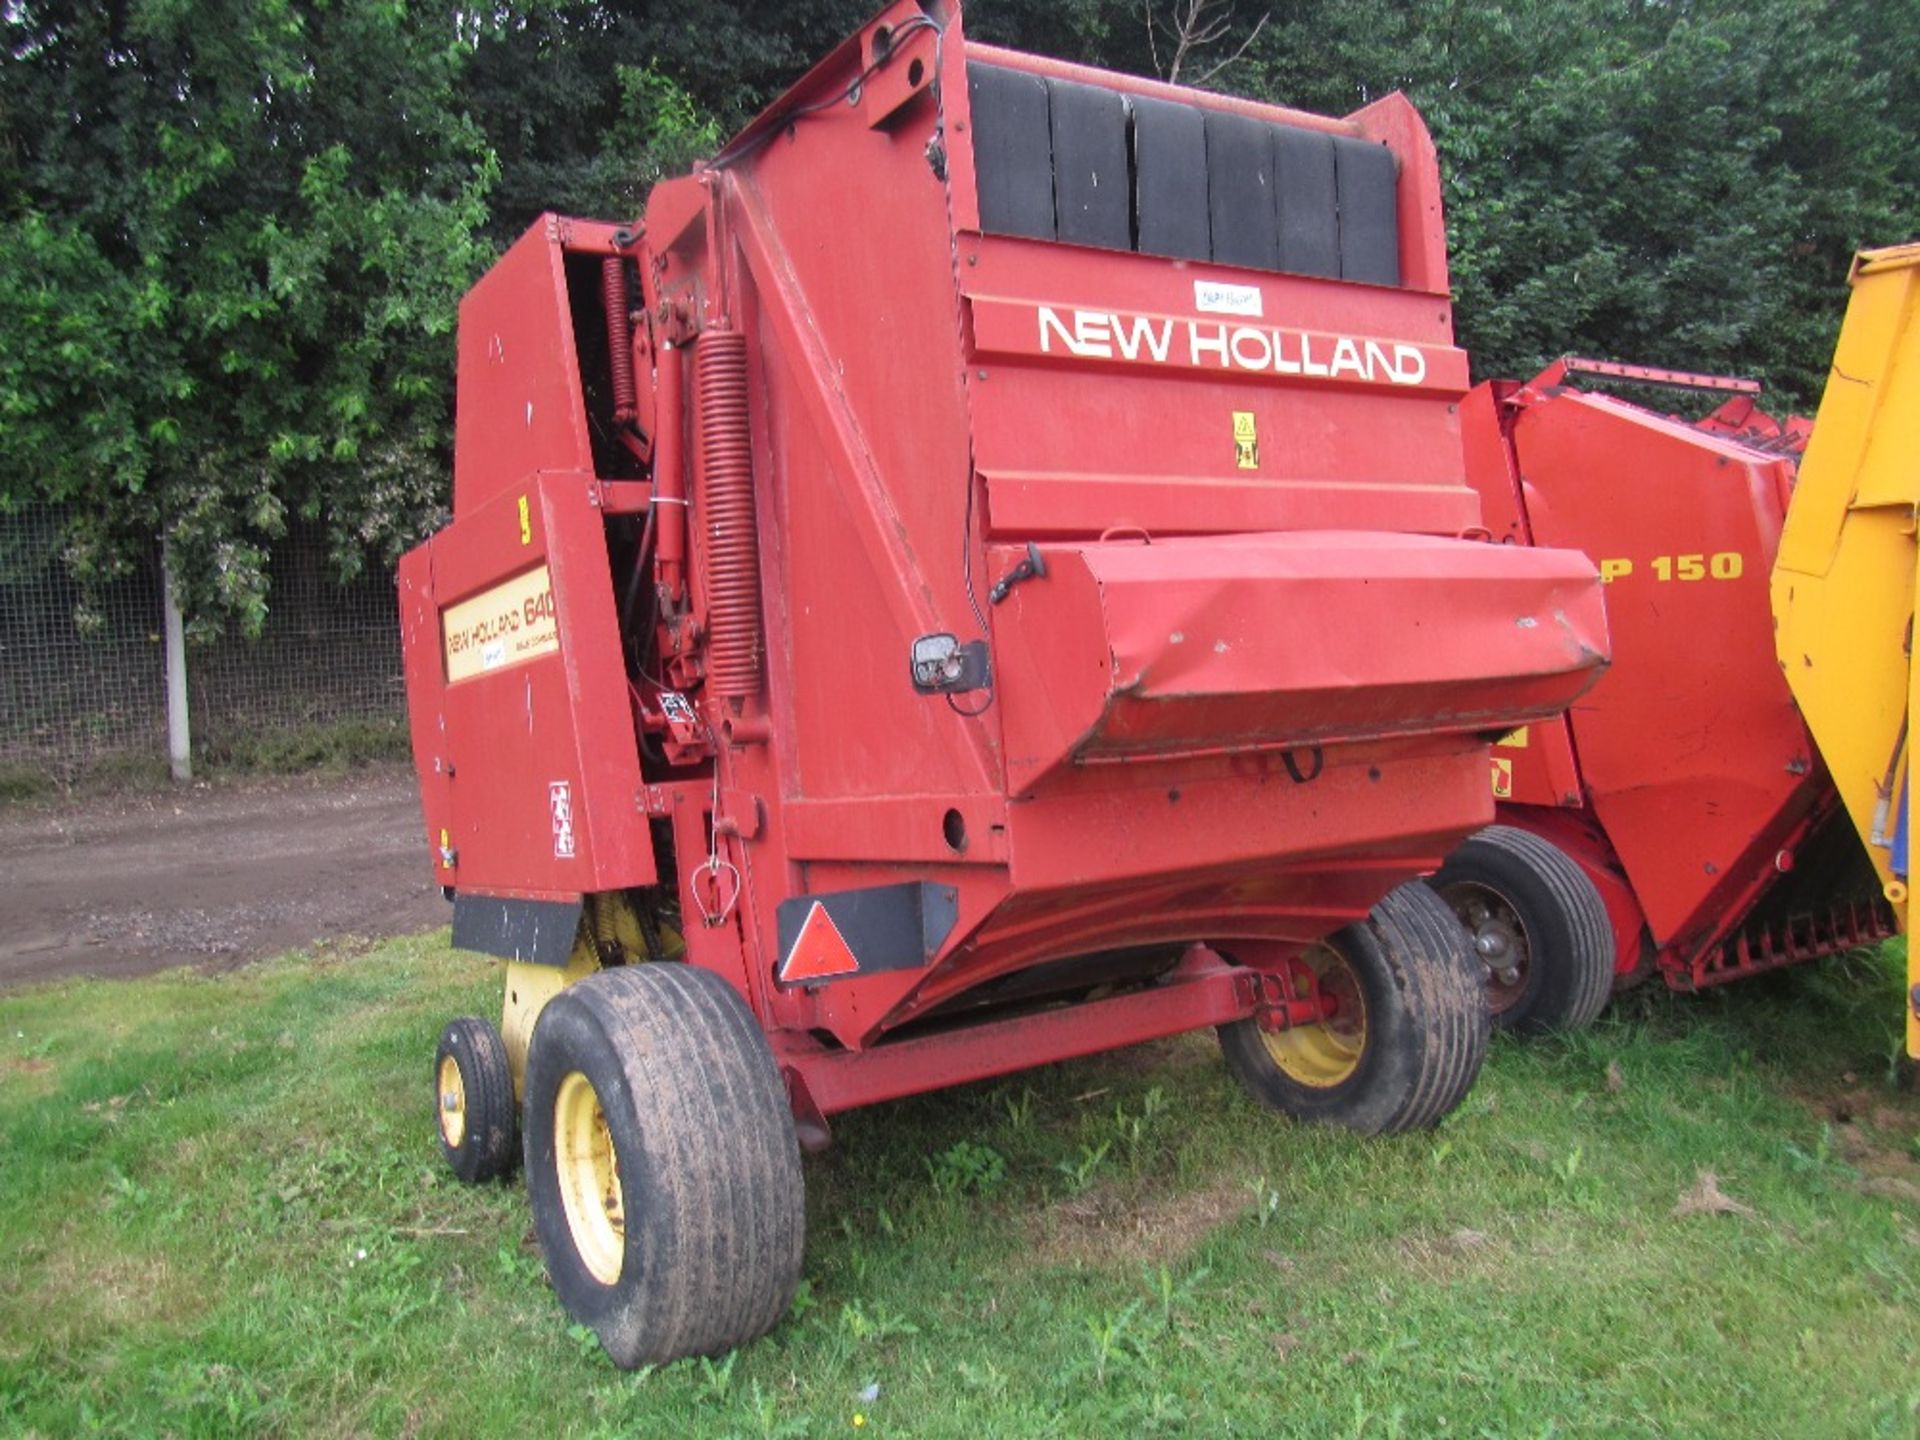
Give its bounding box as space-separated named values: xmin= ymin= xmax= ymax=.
xmin=710 ymin=15 xmax=942 ymax=172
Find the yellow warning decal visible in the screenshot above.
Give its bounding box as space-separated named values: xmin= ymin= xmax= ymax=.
xmin=1232 ymin=411 xmax=1258 ymax=470
xmin=443 ymin=564 xmax=559 ymax=682
xmin=517 ymin=494 xmax=532 ymax=546
xmin=1491 ymin=757 xmax=1514 ymax=798
xmin=1495 ymin=726 xmax=1530 ymax=749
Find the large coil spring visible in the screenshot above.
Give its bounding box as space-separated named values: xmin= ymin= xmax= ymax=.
xmin=695 ymin=331 xmax=762 ymax=702
xmin=601 ymin=257 xmax=637 ymax=424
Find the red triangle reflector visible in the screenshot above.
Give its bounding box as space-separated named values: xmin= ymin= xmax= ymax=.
xmin=778 ymin=901 xmax=860 ymax=983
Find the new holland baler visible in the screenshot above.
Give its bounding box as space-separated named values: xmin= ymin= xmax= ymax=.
xmin=1430 ymin=359 xmax=1894 ymax=1033
xmin=400 ymin=1 xmax=1607 ymax=1365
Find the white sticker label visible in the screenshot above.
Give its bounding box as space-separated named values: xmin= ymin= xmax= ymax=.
xmin=549 ymin=781 xmax=576 ymax=859
xmin=1194 ymin=280 xmax=1264 ymax=318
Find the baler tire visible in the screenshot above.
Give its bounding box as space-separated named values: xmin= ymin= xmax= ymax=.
xmin=434 ymin=1016 xmax=519 ymax=1184
xmin=1429 ymin=825 xmax=1614 ymax=1035
xmin=1218 ymin=882 xmax=1489 ymax=1134
xmin=521 ymin=963 xmax=806 ymax=1368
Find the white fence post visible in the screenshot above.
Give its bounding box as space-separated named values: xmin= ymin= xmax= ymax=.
xmin=161 ymin=543 xmax=192 ymax=781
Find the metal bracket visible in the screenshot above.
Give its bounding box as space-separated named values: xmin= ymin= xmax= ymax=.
xmin=1244 ymin=967 xmax=1338 ymax=1032
xmin=989 ymin=542 xmax=1048 ymax=605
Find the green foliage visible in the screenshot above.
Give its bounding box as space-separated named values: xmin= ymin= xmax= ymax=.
xmin=983 ymin=0 xmax=1920 ymax=406
xmin=194 ymin=715 xmax=412 ymax=774
xmin=1415 ymin=0 xmax=1917 ymax=404
xmin=0 ymin=0 xmax=496 ymax=638
xmin=459 ymin=0 xmax=808 ymax=241
xmin=925 ymin=1137 xmax=1008 ymax=1195
xmin=2 ymin=0 xmax=1915 ymax=634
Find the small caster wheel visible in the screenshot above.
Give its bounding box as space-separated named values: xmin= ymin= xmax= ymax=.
xmin=435 ymin=1016 xmax=518 ymax=1183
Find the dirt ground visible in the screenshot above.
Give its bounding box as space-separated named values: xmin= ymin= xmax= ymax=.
xmin=0 ymin=767 xmax=447 ymax=988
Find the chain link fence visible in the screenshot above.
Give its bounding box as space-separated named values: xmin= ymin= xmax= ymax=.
xmin=1 ymin=504 xmax=408 ymax=790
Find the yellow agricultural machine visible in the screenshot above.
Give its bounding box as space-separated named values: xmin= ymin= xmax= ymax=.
xmin=1771 ymin=243 xmax=1920 ymax=1055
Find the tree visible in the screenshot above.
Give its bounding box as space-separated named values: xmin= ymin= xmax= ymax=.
xmin=983 ymin=0 xmax=1918 ymax=406
xmin=1410 ymin=0 xmax=1916 ymax=404
xmin=0 ymin=0 xmax=496 ymax=636
xmin=460 ymin=0 xmax=870 ymax=245
xmin=2 ymin=0 xmax=1914 ymax=637
xmin=0 ymin=0 xmax=887 ymax=633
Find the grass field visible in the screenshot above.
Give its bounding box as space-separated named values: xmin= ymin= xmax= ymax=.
xmin=3 ymin=936 xmax=1918 ymax=1439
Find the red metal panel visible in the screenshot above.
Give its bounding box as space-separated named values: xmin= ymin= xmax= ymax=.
xmin=1503 ymin=391 xmax=1818 ymax=949
xmin=992 ymin=531 xmax=1606 ymax=796
xmin=1486 ymin=720 xmax=1584 ymax=810
xmin=960 ymin=239 xmax=1478 ymax=545
xmin=1457 ymin=381 xmax=1588 ymax=811
xmin=409 ymin=474 xmax=654 ymax=899
xmin=786 ymin=739 xmax=1494 ymax=1042
xmin=398 ymin=545 xmax=454 ymax=885
xmin=451 ymin=218 xmax=595 ymax=518
xmin=778 ymin=948 xmax=1258 ymax=1115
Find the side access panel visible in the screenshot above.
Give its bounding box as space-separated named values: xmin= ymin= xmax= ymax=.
xmin=400 ymin=471 xmax=655 ymax=900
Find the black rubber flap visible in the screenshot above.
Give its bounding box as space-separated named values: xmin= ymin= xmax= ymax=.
xmin=1272 ymin=126 xmax=1339 ymax=279
xmin=1333 ymin=136 xmax=1401 ymax=285
xmin=1131 ymin=95 xmax=1210 ymax=262
xmin=452 ymin=894 xmax=582 ymax=966
xmin=968 ymin=62 xmax=1055 ymax=240
xmin=1047 ymin=77 xmax=1131 ymax=250
xmin=1204 ymin=109 xmax=1278 ymax=270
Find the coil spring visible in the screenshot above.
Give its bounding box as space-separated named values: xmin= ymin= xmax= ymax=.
xmin=601 ymin=257 xmax=637 ymax=424
xmin=696 ymin=331 xmax=762 ymax=701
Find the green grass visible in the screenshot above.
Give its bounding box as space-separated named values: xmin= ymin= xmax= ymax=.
xmin=0 ymin=762 xmax=60 ymax=804
xmin=3 ymin=939 xmax=1918 ymax=1438
xmin=1 ymin=718 xmax=413 ymax=809
xmin=193 ymin=717 xmax=411 ymax=776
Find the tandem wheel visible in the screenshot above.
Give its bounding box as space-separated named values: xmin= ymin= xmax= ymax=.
xmin=521 ymin=963 xmax=807 ymax=1367
xmin=1219 ymin=882 xmax=1490 ymax=1134
xmin=1430 ymin=824 xmax=1614 ymax=1034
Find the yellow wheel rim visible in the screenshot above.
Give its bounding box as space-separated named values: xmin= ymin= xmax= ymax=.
xmin=554 ymin=1070 xmax=625 ymax=1285
xmin=1260 ymin=942 xmax=1367 ymax=1088
xmin=437 ymin=1054 xmax=467 ymax=1150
